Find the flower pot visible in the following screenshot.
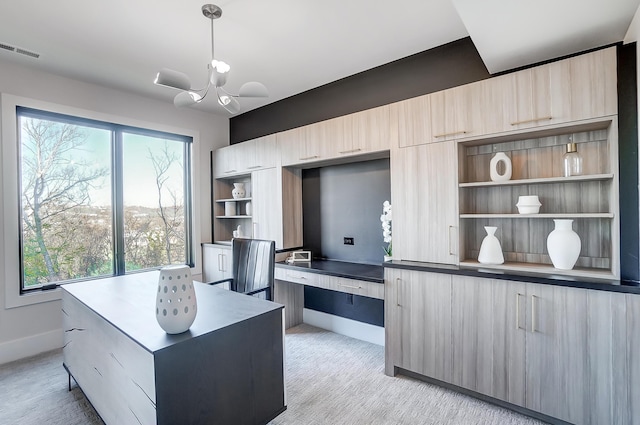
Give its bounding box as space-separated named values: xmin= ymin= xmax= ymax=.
xmin=156 ymin=265 xmax=197 ymax=334
xmin=547 ymin=219 xmax=581 ymax=270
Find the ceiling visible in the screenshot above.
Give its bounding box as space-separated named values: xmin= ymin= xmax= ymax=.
xmin=0 ymin=0 xmax=638 ymax=116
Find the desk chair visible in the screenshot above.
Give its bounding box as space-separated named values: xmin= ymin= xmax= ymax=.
xmin=207 ymin=238 xmax=276 ymax=301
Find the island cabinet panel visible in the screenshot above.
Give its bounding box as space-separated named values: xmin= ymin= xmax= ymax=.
xmin=202 ymin=243 xmax=232 ymax=283
xmin=384 ymin=268 xmax=452 ymax=382
xmin=391 ymin=140 xmax=458 ymax=264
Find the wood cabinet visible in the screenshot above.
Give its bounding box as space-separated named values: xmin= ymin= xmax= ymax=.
xmin=384 ymin=268 xmax=452 ymax=382
xmin=202 ymin=243 xmax=232 ymax=283
xmin=213 ymin=135 xmax=277 ymax=177
xmin=278 ymin=105 xmax=390 ymax=166
xmin=391 ymin=141 xmax=458 ymax=264
xmin=447 ymin=275 xmax=631 ymax=425
xmin=457 ymin=118 xmax=619 ymax=279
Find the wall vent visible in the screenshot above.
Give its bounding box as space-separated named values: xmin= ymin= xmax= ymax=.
xmin=0 ymin=42 xmax=39 ymax=59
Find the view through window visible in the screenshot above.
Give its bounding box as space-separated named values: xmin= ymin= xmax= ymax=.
xmin=18 ymin=107 xmax=193 ymax=290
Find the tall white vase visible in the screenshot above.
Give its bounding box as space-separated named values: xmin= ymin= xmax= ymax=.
xmin=547 ymin=219 xmax=581 ymax=270
xmin=489 ymin=152 xmax=512 ymax=182
xmin=478 ymin=226 xmax=504 ymax=264
xmin=156 ymin=265 xmax=197 ymax=334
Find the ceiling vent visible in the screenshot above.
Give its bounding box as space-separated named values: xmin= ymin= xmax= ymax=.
xmin=0 ymin=42 xmax=39 ymax=59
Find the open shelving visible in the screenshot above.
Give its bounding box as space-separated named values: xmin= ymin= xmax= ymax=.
xmin=457 ymin=118 xmax=619 ymax=280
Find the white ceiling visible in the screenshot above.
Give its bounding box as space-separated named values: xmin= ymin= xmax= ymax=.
xmin=0 ymin=0 xmax=638 ymax=116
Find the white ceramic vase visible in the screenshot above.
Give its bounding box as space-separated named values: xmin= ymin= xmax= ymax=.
xmin=478 ymin=226 xmax=504 ymax=264
xmin=156 ymin=265 xmax=197 ymax=334
xmin=245 ymin=201 xmax=252 ymax=216
xmin=490 ymin=152 xmax=512 ymax=182
xmin=224 ymin=201 xmax=236 ymax=216
xmin=547 ymin=219 xmax=581 ymax=270
xmin=231 ymin=182 xmax=246 ymax=199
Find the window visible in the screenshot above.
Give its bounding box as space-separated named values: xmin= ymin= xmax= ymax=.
xmin=17 ymin=107 xmax=193 ymax=291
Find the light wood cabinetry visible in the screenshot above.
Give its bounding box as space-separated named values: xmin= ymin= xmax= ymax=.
xmin=384 ymin=268 xmax=452 ymax=381
xmin=278 ymin=105 xmax=390 ymax=166
xmin=213 ymin=134 xmax=277 ymax=177
xmin=275 ymin=267 xmax=383 ymax=300
xmin=457 ymin=119 xmax=619 ymax=279
xmin=391 ymin=140 xmax=458 ymax=264
xmin=202 ymin=243 xmax=232 ymax=282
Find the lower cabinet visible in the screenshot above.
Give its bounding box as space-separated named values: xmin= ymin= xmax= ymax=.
xmin=385 ymin=269 xmax=452 ymax=382
xmin=386 ymin=268 xmax=635 ymax=425
xmin=202 ymin=243 xmax=232 ymax=283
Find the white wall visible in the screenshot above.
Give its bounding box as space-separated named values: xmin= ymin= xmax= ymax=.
xmin=0 ymin=60 xmax=229 ymax=364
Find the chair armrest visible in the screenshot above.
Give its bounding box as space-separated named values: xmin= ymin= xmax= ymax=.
xmin=206 ymin=278 xmax=234 ymax=286
xmin=244 ymin=286 xmax=269 ymax=296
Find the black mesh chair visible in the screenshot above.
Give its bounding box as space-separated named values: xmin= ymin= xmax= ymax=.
xmin=207 ymin=238 xmax=276 ymax=301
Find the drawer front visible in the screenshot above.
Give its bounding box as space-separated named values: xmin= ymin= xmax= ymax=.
xmin=317 ymin=275 xmax=384 ymax=300
xmin=275 ymin=267 xmax=319 ymax=286
xmin=62 ymin=291 xmax=156 ymax=424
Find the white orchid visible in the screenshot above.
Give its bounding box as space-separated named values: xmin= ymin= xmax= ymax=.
xmin=381 ymin=201 xmax=392 ymax=256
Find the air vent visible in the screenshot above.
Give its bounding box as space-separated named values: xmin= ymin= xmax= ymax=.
xmin=0 ymin=42 xmax=39 ymax=59
xmin=16 ymin=48 xmax=39 ymax=59
xmin=0 ymin=43 xmax=15 ymax=52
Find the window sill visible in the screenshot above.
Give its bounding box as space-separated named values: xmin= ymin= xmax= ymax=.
xmin=6 ymin=286 xmax=62 ymax=309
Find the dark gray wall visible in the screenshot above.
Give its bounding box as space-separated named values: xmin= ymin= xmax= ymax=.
xmin=230 ymin=37 xmax=490 ymax=144
xmin=302 ymin=159 xmax=391 ymax=264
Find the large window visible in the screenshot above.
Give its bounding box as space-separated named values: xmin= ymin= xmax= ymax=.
xmin=17 ymin=107 xmax=193 ymax=291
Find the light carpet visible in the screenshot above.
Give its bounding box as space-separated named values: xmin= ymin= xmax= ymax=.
xmin=0 ymin=324 xmax=547 ymax=424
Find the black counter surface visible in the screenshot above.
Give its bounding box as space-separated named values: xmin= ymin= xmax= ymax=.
xmin=276 ymin=259 xmax=384 ymax=284
xmin=384 ymin=260 xmax=640 ymax=295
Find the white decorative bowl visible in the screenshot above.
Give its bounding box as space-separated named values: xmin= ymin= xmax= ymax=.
xmin=516 ymin=195 xmax=541 ymax=214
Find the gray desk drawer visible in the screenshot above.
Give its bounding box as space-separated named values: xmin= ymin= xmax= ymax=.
xmin=275 ymin=267 xmax=383 ymax=300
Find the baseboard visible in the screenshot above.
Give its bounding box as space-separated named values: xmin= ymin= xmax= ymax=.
xmin=0 ymin=328 xmax=63 ymax=365
xmin=302 ymin=309 xmax=385 ymax=346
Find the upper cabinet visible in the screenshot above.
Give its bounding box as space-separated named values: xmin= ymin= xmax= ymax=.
xmin=278 ymin=105 xmax=390 ymax=166
xmin=392 ymin=46 xmax=617 ymax=149
xmin=213 ymin=134 xmax=277 ymax=178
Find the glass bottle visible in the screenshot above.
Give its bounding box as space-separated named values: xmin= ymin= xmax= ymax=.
xmin=563 ymin=142 xmax=582 ymax=177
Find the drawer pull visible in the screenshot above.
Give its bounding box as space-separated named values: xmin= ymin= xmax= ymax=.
xmin=510 ymin=116 xmax=552 ymax=126
xmin=516 ymin=293 xmax=525 ymax=330
xmin=286 ymin=274 xmax=306 ymax=280
xmin=396 ymin=278 xmax=401 ymax=307
xmin=338 ymin=283 xmax=362 ymax=289
xmin=531 ymin=295 xmax=538 ymax=333
xmin=224 ymin=169 xmax=237 ymax=173
xmin=433 ymin=130 xmax=467 ymax=138
xmin=247 ymin=165 xmax=262 ymax=169
xmin=338 ymin=148 xmax=362 ymax=155
xmin=299 ymin=155 xmax=319 ymax=160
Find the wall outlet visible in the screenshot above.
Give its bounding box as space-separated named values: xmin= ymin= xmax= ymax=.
xmin=343 ymin=237 xmax=354 ymax=245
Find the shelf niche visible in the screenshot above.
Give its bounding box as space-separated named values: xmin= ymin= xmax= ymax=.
xmin=457 ymin=120 xmax=619 ymax=279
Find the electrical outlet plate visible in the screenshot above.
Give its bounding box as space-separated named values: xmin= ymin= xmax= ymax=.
xmin=344 ymin=237 xmax=354 ymax=245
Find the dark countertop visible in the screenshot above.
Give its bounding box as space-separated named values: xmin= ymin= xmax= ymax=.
xmin=384 ymin=260 xmax=640 ymax=295
xmin=276 ymin=259 xmax=384 ymax=284
xmin=62 ymin=271 xmax=283 ymax=353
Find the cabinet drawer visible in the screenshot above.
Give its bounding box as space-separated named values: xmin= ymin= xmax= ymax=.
xmin=316 ymin=275 xmax=384 ymax=300
xmin=275 ymin=267 xmax=319 ymax=286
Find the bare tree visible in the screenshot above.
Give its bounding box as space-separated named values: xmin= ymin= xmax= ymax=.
xmin=148 ymin=142 xmax=184 ymax=264
xmin=21 ymin=118 xmax=108 ymax=282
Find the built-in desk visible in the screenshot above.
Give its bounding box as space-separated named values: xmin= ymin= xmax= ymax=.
xmin=274 ymin=259 xmax=384 ymax=329
xmin=62 ymin=271 xmax=285 ymax=425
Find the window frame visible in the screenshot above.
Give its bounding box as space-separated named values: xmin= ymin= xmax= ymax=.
xmin=2 ymin=94 xmax=201 ymax=308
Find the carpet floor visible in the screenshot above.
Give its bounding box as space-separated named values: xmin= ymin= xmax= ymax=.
xmin=0 ymin=324 xmax=547 ymax=424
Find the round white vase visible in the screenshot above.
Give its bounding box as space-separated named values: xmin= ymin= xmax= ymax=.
xmin=478 ymin=226 xmax=505 ymax=264
xmin=156 ymin=265 xmax=197 ymax=334
xmin=489 ymin=152 xmax=512 ymax=182
xmin=547 ymin=219 xmax=581 ymax=270
xmin=232 ymin=182 xmax=246 ymax=199
xmin=245 ymin=201 xmax=252 ymax=216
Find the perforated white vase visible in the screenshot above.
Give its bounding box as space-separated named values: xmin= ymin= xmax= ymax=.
xmin=156 ymin=265 xmax=197 ymax=334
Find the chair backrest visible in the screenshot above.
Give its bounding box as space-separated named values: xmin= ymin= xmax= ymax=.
xmin=230 ymin=238 xmax=276 ymax=300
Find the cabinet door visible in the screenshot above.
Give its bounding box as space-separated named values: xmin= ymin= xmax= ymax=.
xmin=451 ymin=276 xmax=526 ymax=405
xmin=627 ymin=294 xmax=640 ymax=425
xmin=524 ymin=284 xmax=628 ymax=425
xmin=385 ymin=268 xmax=452 ymax=381
xmin=251 ymin=167 xmax=283 ymax=248
xmin=277 ymin=127 xmax=305 ymax=166
xmin=202 ymin=245 xmax=232 ymax=282
xmin=431 ymin=85 xmax=475 ymax=142
xmin=242 ymin=135 xmax=278 ymax=171
xmin=391 ymin=141 xmax=458 ymax=264
xmin=213 ymin=145 xmax=239 ymax=177
xmin=342 ymin=105 xmax=390 ymax=153
xmin=393 ymin=95 xmax=433 ymax=148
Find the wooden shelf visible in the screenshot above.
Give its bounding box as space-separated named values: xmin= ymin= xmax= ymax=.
xmin=459 ymin=173 xmax=614 ymax=188
xmin=459 ymin=260 xmax=616 ymax=281
xmin=215 ymin=215 xmax=252 ymax=219
xmin=215 ymin=197 xmax=252 ymax=203
xmin=460 ymin=213 xmax=614 ymax=219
